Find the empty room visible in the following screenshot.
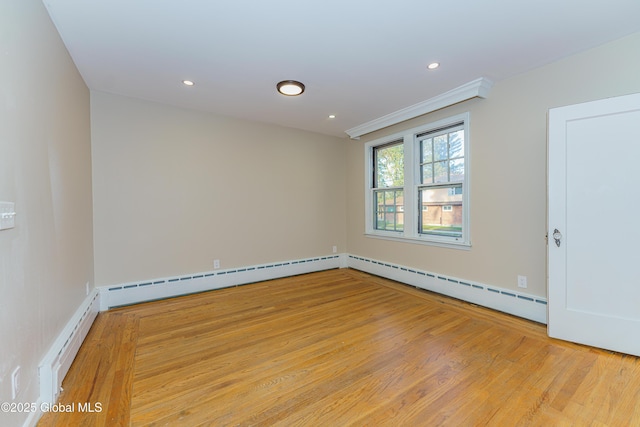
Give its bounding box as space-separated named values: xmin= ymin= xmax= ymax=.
xmin=2 ymin=0 xmax=640 ymax=426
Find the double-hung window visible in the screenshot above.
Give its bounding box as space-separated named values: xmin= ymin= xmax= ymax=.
xmin=373 ymin=140 xmax=404 ymax=232
xmin=365 ymin=113 xmax=470 ymax=248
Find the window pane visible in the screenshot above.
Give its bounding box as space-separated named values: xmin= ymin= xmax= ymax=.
xmin=433 ymin=135 xmax=448 ymax=161
xmin=449 ymin=158 xmax=464 ymax=182
xmin=449 ymin=130 xmax=464 ymax=158
xmin=374 ymin=142 xmax=404 ymax=188
xmin=419 ymin=185 xmax=462 ymax=238
xmin=433 ymin=161 xmax=448 ymax=183
xmin=374 ymin=190 xmax=403 ymax=231
xmin=421 ymin=138 xmax=432 ymax=163
xmin=421 ymin=164 xmax=433 ymax=184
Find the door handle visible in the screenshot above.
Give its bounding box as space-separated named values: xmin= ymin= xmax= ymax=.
xmin=553 ymin=229 xmax=562 ymax=247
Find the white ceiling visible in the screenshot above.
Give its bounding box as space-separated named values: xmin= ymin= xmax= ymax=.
xmin=43 ymin=0 xmax=640 ymax=138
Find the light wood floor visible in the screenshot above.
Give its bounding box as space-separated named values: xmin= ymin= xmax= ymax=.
xmin=38 ymin=268 xmax=640 ymax=426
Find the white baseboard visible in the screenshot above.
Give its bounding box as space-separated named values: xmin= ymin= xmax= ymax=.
xmin=99 ymin=251 xmax=546 ymax=321
xmin=99 ymin=254 xmax=346 ymax=310
xmin=346 ymin=255 xmax=547 ymax=324
xmin=37 ymin=288 xmax=100 ymax=411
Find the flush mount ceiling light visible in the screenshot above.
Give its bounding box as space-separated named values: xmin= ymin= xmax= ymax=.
xmin=427 ymin=62 xmax=440 ymax=70
xmin=182 ymin=80 xmax=195 ymax=86
xmin=277 ymin=80 xmax=305 ymax=96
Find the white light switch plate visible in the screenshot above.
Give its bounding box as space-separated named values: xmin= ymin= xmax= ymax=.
xmin=0 ymin=202 xmax=16 ymax=230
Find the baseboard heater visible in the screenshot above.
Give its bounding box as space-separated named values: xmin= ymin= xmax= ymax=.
xmin=347 ymin=255 xmax=547 ymax=324
xmin=99 ymin=254 xmax=345 ymax=310
xmin=38 ymin=289 xmax=100 ymax=405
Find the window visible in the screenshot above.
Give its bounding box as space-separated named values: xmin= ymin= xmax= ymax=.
xmin=418 ymin=123 xmax=464 ymax=239
xmin=373 ymin=140 xmax=404 ymax=232
xmin=365 ymin=113 xmax=470 ymax=248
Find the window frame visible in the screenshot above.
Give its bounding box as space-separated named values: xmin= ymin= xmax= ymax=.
xmin=372 ymin=140 xmax=405 ymax=232
xmin=364 ymin=112 xmax=471 ymax=249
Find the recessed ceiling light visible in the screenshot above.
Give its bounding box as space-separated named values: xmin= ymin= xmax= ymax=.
xmin=328 ymin=114 xmax=336 ymax=119
xmin=182 ymin=80 xmax=195 ymax=86
xmin=277 ymin=80 xmax=305 ymax=96
xmin=427 ymin=62 xmax=440 ymax=70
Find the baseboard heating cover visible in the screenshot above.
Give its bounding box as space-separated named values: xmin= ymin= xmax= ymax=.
xmin=100 ymin=253 xmax=545 ymax=322
xmin=99 ymin=254 xmax=346 ymax=310
xmin=347 ymin=255 xmax=547 ymax=324
xmin=38 ymin=288 xmax=100 ymax=405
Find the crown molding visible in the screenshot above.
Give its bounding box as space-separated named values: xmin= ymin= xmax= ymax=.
xmin=345 ymin=77 xmax=493 ymax=139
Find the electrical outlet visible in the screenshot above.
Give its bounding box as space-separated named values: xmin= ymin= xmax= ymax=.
xmin=213 ymin=259 xmax=220 ymax=269
xmin=517 ymin=275 xmax=528 ymax=288
xmin=85 ymin=281 xmax=90 ymax=296
xmin=332 ymin=246 xmax=337 ymax=253
xmin=0 ymin=201 xmax=16 ymax=231
xmin=11 ymin=366 xmax=20 ymax=399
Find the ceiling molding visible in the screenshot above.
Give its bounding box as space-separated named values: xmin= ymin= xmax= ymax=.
xmin=345 ymin=77 xmax=494 ymax=139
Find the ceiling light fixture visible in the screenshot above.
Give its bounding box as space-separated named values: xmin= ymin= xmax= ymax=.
xmin=277 ymin=80 xmax=305 ymax=96
xmin=182 ymin=80 xmax=195 ymax=86
xmin=328 ymin=114 xmax=336 ymax=119
xmin=427 ymin=62 xmax=440 ymax=70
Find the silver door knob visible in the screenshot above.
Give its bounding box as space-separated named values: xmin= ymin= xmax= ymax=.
xmin=553 ymin=229 xmax=562 ymax=247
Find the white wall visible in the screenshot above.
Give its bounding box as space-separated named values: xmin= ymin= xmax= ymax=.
xmin=0 ymin=1 xmax=93 ymax=425
xmin=346 ymin=32 xmax=640 ymax=298
xmin=91 ymin=92 xmax=346 ymax=286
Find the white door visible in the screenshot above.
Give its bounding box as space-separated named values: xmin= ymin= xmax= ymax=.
xmin=548 ymin=92 xmax=640 ymax=356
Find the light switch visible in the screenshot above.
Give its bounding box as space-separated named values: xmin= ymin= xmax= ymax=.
xmin=0 ymin=202 xmax=16 ymax=230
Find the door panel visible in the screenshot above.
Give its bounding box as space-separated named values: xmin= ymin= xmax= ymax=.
xmin=548 ymin=93 xmax=640 ymax=356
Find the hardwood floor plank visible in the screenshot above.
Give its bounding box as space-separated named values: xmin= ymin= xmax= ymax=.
xmin=37 ymin=268 xmax=640 ymax=426
xmin=133 ymin=295 xmax=433 ymax=424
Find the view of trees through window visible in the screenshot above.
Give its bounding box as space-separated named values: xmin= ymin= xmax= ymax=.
xmin=366 ymin=112 xmax=469 ymax=246
xmin=371 ymin=124 xmax=465 ymax=238
xmin=418 ymin=126 xmax=464 ymax=237
xmin=420 ymin=129 xmax=464 ymax=184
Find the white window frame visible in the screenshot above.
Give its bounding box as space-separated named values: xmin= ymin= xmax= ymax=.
xmin=364 ymin=112 xmax=471 ymax=249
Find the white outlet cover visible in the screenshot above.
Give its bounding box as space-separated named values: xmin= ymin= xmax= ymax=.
xmin=517 ymin=275 xmax=528 ymax=288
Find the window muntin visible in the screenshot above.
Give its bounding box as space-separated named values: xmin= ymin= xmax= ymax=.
xmin=365 ymin=113 xmax=470 ymax=248
xmin=375 ymin=190 xmax=404 ymax=231
xmin=419 ymin=125 xmax=464 ymax=184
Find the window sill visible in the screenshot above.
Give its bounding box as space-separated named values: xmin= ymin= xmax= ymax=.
xmin=364 ymin=232 xmax=471 ymax=251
